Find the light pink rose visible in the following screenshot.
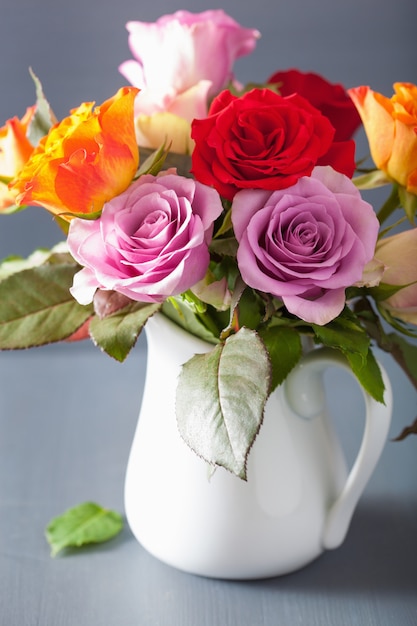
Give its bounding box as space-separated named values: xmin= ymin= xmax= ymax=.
xmin=67 ymin=172 xmax=223 ymax=304
xmin=232 ymin=166 xmax=379 ymax=325
xmin=119 ymin=10 xmax=259 ymax=122
xmin=375 ymin=228 xmax=417 ymax=325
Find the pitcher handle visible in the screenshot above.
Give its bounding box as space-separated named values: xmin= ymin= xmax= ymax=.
xmin=284 ymin=348 xmax=392 ymax=550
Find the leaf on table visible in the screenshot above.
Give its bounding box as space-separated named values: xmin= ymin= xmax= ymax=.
xmin=45 ymin=502 xmax=123 ymax=557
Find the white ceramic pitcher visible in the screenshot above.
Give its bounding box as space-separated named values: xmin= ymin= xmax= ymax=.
xmin=124 ymin=313 xmax=392 ymax=579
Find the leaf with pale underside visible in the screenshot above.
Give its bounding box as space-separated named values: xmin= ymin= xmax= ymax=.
xmin=176 ymin=327 xmax=271 ymax=480
xmin=46 ymin=502 xmax=123 ymax=557
xmin=0 ymin=242 xmax=71 ymax=282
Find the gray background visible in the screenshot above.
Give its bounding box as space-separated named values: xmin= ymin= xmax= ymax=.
xmin=0 ymin=1 xmax=416 ymax=624
xmin=1 ymin=0 xmax=417 ymax=258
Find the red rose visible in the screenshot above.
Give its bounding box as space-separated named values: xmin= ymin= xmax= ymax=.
xmin=268 ymin=69 xmax=361 ymax=141
xmin=191 ymin=88 xmax=352 ymax=201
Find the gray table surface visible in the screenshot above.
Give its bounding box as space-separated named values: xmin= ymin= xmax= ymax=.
xmin=0 ymin=336 xmax=416 ymax=626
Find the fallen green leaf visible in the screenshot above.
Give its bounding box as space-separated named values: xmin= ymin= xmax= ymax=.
xmin=46 ymin=502 xmax=123 ymax=557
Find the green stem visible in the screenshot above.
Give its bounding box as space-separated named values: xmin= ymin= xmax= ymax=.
xmin=377 ymin=184 xmax=400 ymax=225
xmin=197 ymin=310 xmax=222 ymax=338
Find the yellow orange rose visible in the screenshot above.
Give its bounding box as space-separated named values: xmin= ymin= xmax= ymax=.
xmin=376 ymin=228 xmax=417 ymax=326
xmin=10 ymin=87 xmax=139 ymax=221
xmin=0 ymin=105 xmax=36 ymax=210
xmin=349 ymin=83 xmax=417 ymax=194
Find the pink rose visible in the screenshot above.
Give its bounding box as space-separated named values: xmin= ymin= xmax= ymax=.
xmin=232 ymin=166 xmax=379 ymax=325
xmin=375 ymin=228 xmax=417 ymax=326
xmin=67 ymin=173 xmax=223 ymax=304
xmin=119 ymin=10 xmax=259 ymax=122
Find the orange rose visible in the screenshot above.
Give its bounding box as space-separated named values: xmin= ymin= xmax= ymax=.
xmin=349 ymin=83 xmax=417 ymax=194
xmin=11 ymin=87 xmax=139 ymax=221
xmin=0 ymin=105 xmax=36 ymax=210
xmin=376 ymin=228 xmax=417 ymax=326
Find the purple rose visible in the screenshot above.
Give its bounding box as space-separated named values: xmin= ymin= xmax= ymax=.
xmin=232 ymin=166 xmax=379 ymax=325
xmin=67 ymin=172 xmax=223 ymax=304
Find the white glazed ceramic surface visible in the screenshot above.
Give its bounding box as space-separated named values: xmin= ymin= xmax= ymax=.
xmin=124 ymin=313 xmax=392 ymax=579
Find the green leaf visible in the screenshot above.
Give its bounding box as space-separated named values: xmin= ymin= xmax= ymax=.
xmin=259 ymin=325 xmax=303 ymax=391
xmin=138 ymin=143 xmax=169 ymax=176
xmin=27 ymin=67 xmax=57 ymax=146
xmin=58 ymin=208 xmax=103 ymax=221
xmin=235 ymin=287 xmax=264 ymax=330
xmin=352 ymin=169 xmax=392 ymax=189
xmin=176 ymin=327 xmax=271 ymax=480
xmin=209 ymin=237 xmax=238 ymax=257
xmin=138 ymin=145 xmax=192 ymax=177
xmin=214 ymin=207 xmax=233 ymax=237
xmin=0 ymin=242 xmax=70 ymax=282
xmin=0 ymin=264 xmax=93 ymax=349
xmin=398 ymin=186 xmax=417 ymax=223
xmin=45 ymin=502 xmax=123 ymax=557
xmin=219 ymin=276 xmax=246 ymax=340
xmin=312 ymin=310 xmax=370 ymax=358
xmin=377 ymin=184 xmax=401 ymax=225
xmin=89 ymin=302 xmax=160 ymax=361
xmin=386 ymin=332 xmax=417 ymax=389
xmin=312 ymin=310 xmax=385 ymax=402
xmin=376 ymin=302 xmax=417 ymax=339
xmin=345 ymin=347 xmax=385 ymax=403
xmin=368 ymin=281 xmax=414 ymax=302
xmin=162 ymin=298 xmax=220 ymax=343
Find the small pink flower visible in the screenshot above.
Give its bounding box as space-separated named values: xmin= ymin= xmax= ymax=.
xmin=67 ymin=172 xmax=223 ymax=304
xmin=232 ymin=166 xmax=379 ymax=325
xmin=119 ymin=10 xmax=259 ymax=122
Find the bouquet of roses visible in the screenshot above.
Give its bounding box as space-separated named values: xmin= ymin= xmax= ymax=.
xmin=1 ymin=9 xmax=416 ymax=481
